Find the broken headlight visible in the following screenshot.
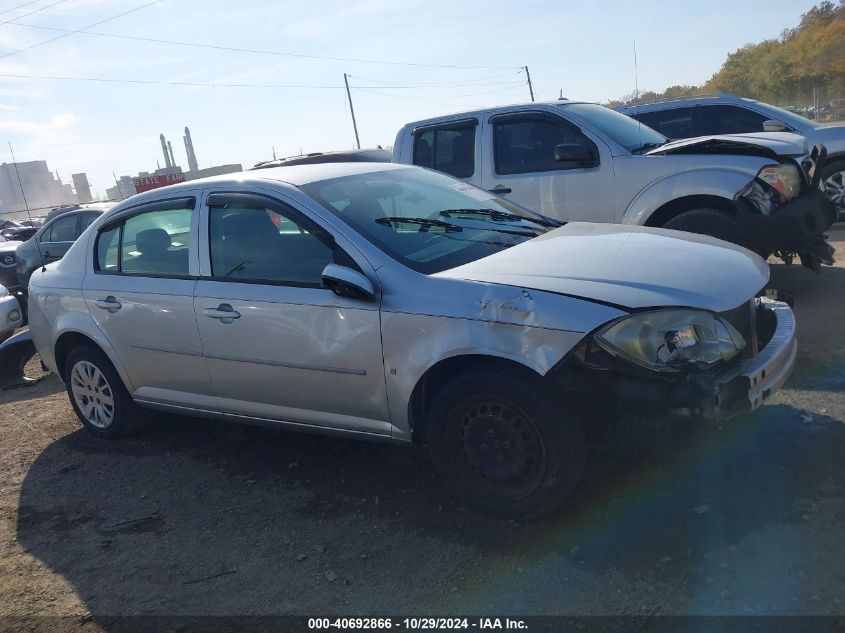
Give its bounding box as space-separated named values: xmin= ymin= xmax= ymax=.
xmin=757 ymin=163 xmax=801 ymax=200
xmin=595 ymin=309 xmax=746 ymax=373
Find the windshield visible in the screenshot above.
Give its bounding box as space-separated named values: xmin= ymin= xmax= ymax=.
xmin=301 ymin=167 xmax=560 ymax=274
xmin=561 ymin=102 xmax=667 ymax=153
xmin=756 ymin=101 xmax=820 ymax=130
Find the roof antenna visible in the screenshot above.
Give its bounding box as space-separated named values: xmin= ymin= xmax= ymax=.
xmin=7 ymin=140 xmax=47 ymax=273
xmin=633 ymin=39 xmax=643 ymax=151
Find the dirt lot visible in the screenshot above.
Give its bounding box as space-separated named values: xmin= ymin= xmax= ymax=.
xmin=1 ymin=227 xmax=844 ymax=621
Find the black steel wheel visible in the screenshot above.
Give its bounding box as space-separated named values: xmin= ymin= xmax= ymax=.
xmin=427 ymin=366 xmax=584 ymax=519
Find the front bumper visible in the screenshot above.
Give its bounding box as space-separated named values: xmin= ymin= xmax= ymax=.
xmin=713 ymin=298 xmax=796 ymax=421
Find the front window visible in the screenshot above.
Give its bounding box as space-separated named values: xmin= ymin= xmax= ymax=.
xmin=561 ymin=103 xmax=666 ymax=153
xmin=755 ymin=101 xmax=819 ymax=130
xmin=301 ymin=167 xmax=559 ymax=274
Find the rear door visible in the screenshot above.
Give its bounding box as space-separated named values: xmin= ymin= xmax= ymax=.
xmin=83 ymin=193 xmax=216 ymax=409
xmin=410 ymin=119 xmax=480 ymax=187
xmin=480 ymin=111 xmax=616 ymax=222
xmin=192 ymin=190 xmax=389 ymax=435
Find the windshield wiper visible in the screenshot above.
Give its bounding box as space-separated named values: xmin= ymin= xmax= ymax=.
xmin=375 ymin=215 xmax=538 ymax=238
xmin=375 ymin=217 xmax=463 ymax=232
xmin=633 ymin=141 xmax=667 ymax=155
xmin=439 ymin=208 xmax=560 ymax=228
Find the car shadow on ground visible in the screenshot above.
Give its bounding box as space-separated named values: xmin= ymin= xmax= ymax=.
xmin=14 ymin=398 xmax=845 ymax=615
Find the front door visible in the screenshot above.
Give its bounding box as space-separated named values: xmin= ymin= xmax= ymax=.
xmin=480 ymin=112 xmax=616 ymax=223
xmin=193 ymin=190 xmax=390 ymax=435
xmin=82 ymin=194 xmax=216 ymax=409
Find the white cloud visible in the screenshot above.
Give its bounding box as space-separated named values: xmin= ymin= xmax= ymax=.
xmin=0 ymin=112 xmax=77 ymax=135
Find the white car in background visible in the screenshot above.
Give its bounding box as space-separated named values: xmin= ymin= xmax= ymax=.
xmin=0 ymin=284 xmax=23 ymax=343
xmin=617 ymin=93 xmax=845 ymax=217
xmin=27 ymin=163 xmax=796 ymax=518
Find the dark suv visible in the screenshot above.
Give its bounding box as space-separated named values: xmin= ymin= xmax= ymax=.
xmin=15 ymin=208 xmax=104 ymax=290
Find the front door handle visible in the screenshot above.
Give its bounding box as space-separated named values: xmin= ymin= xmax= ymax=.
xmin=94 ymin=296 xmax=122 ymax=313
xmin=203 ymin=304 xmax=241 ymax=323
xmin=489 ymin=185 xmax=512 ymax=195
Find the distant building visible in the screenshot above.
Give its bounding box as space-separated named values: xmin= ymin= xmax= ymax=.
xmin=72 ymin=173 xmax=93 ymax=203
xmin=0 ymin=160 xmax=77 ymax=215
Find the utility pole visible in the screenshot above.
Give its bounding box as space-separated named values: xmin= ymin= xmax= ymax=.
xmin=524 ymin=66 xmax=535 ymax=102
xmin=344 ymin=73 xmax=361 ymax=149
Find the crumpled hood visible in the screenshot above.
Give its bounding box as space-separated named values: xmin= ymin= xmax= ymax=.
xmin=437 ymin=223 xmax=769 ymax=312
xmin=649 ymin=132 xmax=807 ymax=158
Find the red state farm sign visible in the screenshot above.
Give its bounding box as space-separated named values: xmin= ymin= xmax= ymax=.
xmin=132 ymin=172 xmax=186 ymax=194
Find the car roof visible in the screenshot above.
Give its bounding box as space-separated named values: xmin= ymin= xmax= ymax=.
xmin=400 ymin=100 xmax=593 ymax=128
xmin=617 ymin=93 xmax=753 ymax=112
xmin=112 ymin=162 xmax=415 ymax=208
xmin=252 ymin=148 xmax=391 ymax=169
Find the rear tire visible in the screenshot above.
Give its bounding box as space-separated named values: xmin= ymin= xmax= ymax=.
xmin=426 ymin=366 xmax=585 ymax=519
xmin=821 ymin=159 xmax=845 ymax=215
xmin=64 ymin=345 xmax=146 ymax=438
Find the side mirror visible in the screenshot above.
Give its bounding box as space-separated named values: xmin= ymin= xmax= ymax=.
xmin=321 ymin=264 xmax=375 ymax=301
xmin=763 ymin=119 xmax=787 ymax=132
xmin=554 ymin=143 xmax=594 ymax=166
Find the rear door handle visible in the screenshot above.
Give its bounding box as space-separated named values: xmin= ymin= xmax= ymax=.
xmin=94 ymin=296 xmax=122 ymax=313
xmin=489 ymin=185 xmax=512 ymax=195
xmin=203 ymin=304 xmax=241 ymax=322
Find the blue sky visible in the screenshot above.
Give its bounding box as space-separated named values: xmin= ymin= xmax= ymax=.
xmin=0 ymin=0 xmax=821 ymax=198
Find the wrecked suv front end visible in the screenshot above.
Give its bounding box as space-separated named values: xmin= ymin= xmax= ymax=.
xmin=650 ymin=138 xmax=837 ymax=272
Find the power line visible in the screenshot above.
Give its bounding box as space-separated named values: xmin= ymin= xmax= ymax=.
xmin=0 ymin=72 xmax=530 ymax=90
xmin=0 ymin=0 xmax=53 ymax=18
xmin=346 ymin=70 xmax=525 ymax=86
xmin=4 ymin=19 xmax=522 ymax=70
xmin=0 ymin=0 xmax=69 ymax=27
xmin=0 ymin=0 xmax=162 ymax=61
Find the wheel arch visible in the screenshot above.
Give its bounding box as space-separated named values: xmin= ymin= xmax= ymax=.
xmin=407 ymin=354 xmax=545 ymax=446
xmin=53 ymin=329 xmax=131 ymax=391
xmin=645 ymin=194 xmax=740 ymax=227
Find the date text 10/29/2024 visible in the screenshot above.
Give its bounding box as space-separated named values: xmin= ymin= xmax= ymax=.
xmin=308 ymin=618 xmax=528 ymax=630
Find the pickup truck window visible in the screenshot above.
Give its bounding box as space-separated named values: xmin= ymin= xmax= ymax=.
xmin=413 ymin=123 xmax=475 ymax=178
xmin=560 ymin=103 xmax=666 ymax=153
xmin=493 ymin=117 xmax=592 ymax=174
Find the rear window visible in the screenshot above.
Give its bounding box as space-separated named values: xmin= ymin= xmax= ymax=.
xmin=413 ymin=123 xmax=476 ymax=178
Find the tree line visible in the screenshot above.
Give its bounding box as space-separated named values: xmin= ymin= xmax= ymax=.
xmin=610 ymin=0 xmax=845 ymax=108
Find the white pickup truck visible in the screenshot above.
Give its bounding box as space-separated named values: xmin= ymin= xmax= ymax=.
xmin=393 ymin=101 xmax=836 ymax=270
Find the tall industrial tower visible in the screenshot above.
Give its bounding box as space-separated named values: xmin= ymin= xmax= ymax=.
xmin=183 ymin=127 xmax=199 ymax=172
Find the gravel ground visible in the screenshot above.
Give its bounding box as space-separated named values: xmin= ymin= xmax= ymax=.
xmin=1 ymin=226 xmax=844 ymax=621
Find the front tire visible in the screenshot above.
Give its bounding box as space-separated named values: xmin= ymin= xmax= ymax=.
xmin=65 ymin=345 xmax=146 ymax=438
xmin=426 ymin=367 xmax=585 ymax=519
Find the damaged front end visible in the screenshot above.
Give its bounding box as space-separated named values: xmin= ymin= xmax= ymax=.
xmin=732 ymin=144 xmax=837 ymax=271
xmin=550 ymin=297 xmax=796 ymax=453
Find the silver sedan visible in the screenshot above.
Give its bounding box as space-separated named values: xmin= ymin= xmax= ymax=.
xmin=27 ymin=163 xmax=796 ymax=518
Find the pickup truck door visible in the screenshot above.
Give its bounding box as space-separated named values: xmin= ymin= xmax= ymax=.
xmin=480 ymin=112 xmax=616 ymax=223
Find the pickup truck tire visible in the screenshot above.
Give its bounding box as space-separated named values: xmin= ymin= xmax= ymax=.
xmin=426 ymin=367 xmax=585 ymax=519
xmin=64 ymin=345 xmax=147 ymax=438
xmin=662 ymin=208 xmax=735 ymax=241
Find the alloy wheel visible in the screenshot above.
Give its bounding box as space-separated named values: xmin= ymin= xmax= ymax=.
xmin=824 ymin=170 xmax=845 ymax=208
xmin=70 ymin=360 xmax=115 ymax=429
